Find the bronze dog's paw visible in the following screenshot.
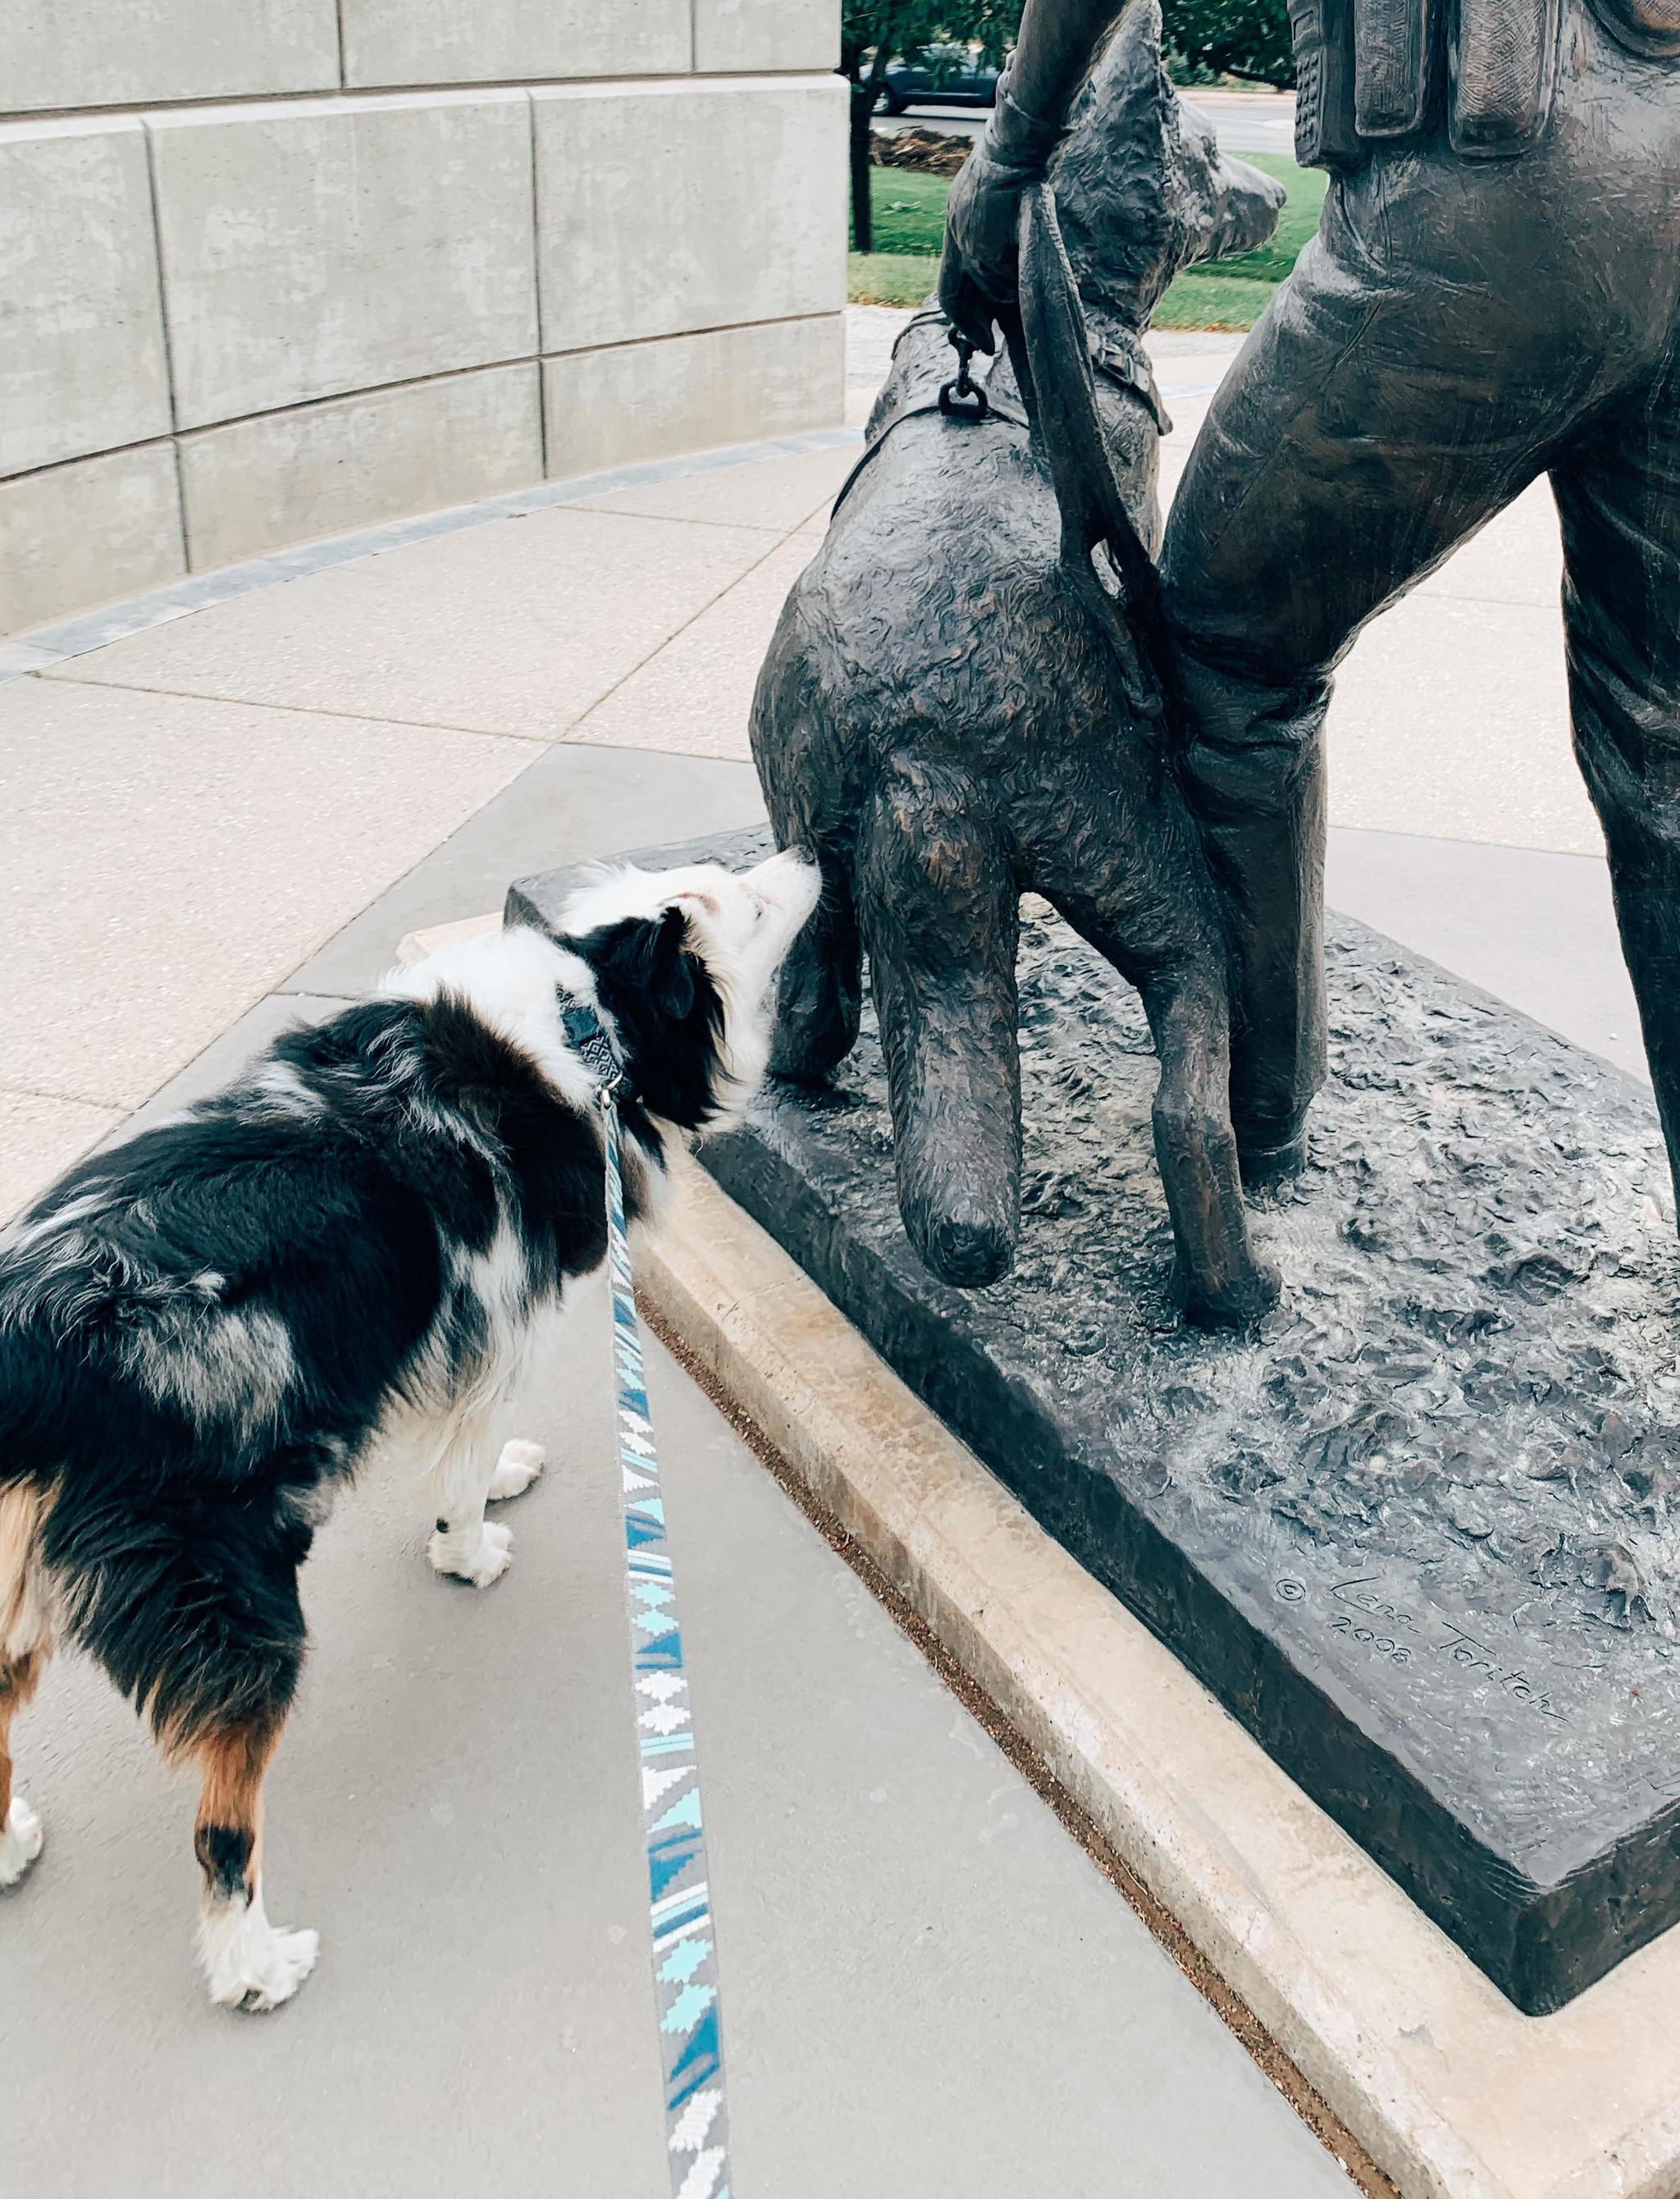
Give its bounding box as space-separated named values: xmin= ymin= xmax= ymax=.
xmin=1237 ymin=1133 xmax=1310 ymax=1190
xmin=1181 ymin=1255 xmax=1283 ymax=1330
xmin=904 ymin=1182 xmax=1020 ymax=1290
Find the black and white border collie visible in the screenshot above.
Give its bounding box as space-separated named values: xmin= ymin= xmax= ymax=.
xmin=0 ymin=850 xmax=817 ymax=2012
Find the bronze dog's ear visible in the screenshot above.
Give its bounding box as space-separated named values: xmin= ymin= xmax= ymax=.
xmin=1041 ymin=2 xmax=1173 ymax=309
xmin=1046 ymin=0 xmax=1283 ymax=309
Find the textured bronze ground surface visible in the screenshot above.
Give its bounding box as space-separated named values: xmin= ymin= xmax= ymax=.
xmin=512 ymin=829 xmax=1680 ymax=2013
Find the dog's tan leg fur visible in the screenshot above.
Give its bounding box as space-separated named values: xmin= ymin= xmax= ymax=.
xmin=0 ymin=1648 xmax=45 ymax=1824
xmin=190 ymin=1717 xmax=279 ymax=1908
xmin=187 ymin=1714 xmax=318 ymax=2010
xmin=0 ymin=1485 xmax=52 ymax=1886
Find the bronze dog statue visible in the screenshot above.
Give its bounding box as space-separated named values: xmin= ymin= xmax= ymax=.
xmin=751 ymin=7 xmax=1285 ymax=1320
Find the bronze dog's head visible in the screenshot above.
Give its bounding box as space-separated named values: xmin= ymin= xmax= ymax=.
xmin=1049 ymin=2 xmax=1286 ymax=323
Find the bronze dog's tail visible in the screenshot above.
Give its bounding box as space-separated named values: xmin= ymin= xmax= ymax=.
xmin=1013 ymin=181 xmax=1169 ymax=710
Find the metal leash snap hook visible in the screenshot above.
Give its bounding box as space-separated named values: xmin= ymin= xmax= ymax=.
xmin=939 ymin=331 xmax=990 ymax=420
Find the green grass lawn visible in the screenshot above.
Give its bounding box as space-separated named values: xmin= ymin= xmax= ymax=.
xmin=860 ymin=167 xmax=952 ymax=257
xmin=847 ymin=249 xmax=943 ymax=309
xmin=850 ymin=152 xmax=1326 ymax=329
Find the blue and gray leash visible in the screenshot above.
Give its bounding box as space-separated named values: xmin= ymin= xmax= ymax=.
xmin=564 ymin=990 xmax=734 ymax=2199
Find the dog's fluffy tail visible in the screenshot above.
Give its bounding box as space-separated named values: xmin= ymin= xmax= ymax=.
xmin=1014 ymin=181 xmax=1170 ymax=710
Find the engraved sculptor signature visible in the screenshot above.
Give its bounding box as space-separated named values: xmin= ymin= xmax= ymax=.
xmin=1275 ymin=1575 xmax=1570 ymax=1722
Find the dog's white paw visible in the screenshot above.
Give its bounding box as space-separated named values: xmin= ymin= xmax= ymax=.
xmin=202 ymin=1888 xmax=319 ymax=2012
xmin=211 ymin=1924 xmax=319 ymax=2013
xmin=428 ymin=1518 xmax=514 ymax=1587
xmin=488 ymin=1438 xmax=546 ymax=1502
xmin=0 ymin=1794 xmax=43 ymax=1889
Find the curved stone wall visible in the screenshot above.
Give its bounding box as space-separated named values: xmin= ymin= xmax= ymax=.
xmin=0 ymin=2 xmax=844 ymax=637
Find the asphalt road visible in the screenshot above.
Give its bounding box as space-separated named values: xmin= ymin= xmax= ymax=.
xmin=872 ymin=92 xmax=1298 ymax=157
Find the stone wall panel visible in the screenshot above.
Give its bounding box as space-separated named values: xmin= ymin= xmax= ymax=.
xmin=178 ymin=363 xmax=544 ymax=569
xmin=534 ymin=77 xmax=846 ymax=352
xmin=0 ymin=0 xmax=338 ymax=118
xmin=0 ymin=119 xmax=171 ymax=477
xmin=148 ymin=93 xmax=539 ymax=431
xmin=542 ymin=316 xmax=843 ymax=478
xmin=341 ymin=0 xmax=691 ymax=90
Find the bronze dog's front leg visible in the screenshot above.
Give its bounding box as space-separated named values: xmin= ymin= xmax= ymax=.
xmin=1143 ymin=973 xmax=1284 ymax=1326
xmin=752 ymin=600 xmax=865 ymax=1086
xmin=768 ymin=853 xmax=863 ymax=1086
xmin=859 ymin=757 xmax=1023 ymax=1289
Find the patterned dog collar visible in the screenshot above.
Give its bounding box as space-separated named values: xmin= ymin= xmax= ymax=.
xmin=558 ymin=990 xmax=627 ymax=1096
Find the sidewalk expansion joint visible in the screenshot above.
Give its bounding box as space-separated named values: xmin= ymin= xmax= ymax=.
xmin=0 ymin=427 xmax=861 ymax=683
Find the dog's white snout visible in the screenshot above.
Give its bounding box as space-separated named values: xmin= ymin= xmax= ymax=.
xmin=751 ymin=848 xmax=822 ymax=928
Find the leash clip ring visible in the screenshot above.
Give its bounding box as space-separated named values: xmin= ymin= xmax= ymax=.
xmin=939 ymin=332 xmax=990 ymax=421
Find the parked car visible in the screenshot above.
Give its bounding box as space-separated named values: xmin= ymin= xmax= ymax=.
xmin=879 ymin=46 xmax=1002 ymax=114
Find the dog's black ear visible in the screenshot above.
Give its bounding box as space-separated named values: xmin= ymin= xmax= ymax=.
xmin=592 ymin=906 xmax=696 ymax=1021
xmin=646 ymin=905 xmax=696 ymax=1020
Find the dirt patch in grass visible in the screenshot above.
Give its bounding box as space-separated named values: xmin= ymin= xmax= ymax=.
xmin=870 ymin=126 xmax=974 ymax=178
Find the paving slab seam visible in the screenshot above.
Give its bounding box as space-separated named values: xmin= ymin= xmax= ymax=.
xmin=30 ymin=670 xmax=566 ymax=746
xmin=0 ymin=1080 xmax=122 ymax=1110
xmin=563 ymin=525 xmax=825 ymax=740
xmin=640 ymin=1155 xmax=1680 ymax=2199
xmin=1332 ymin=822 xmax=1609 ymax=864
xmin=90 ymin=981 xmax=363 ymax=1138
xmin=565 ymin=503 xmax=786 ymax=537
xmin=0 ymin=427 xmax=862 ymax=679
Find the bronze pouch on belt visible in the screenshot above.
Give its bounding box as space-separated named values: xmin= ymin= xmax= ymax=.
xmin=1290 ymin=0 xmax=1677 ymax=167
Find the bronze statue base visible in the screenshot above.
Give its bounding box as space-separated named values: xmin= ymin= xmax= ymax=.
xmin=511 ymin=826 xmax=1680 ymax=2014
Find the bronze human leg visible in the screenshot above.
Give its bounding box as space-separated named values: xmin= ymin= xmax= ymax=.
xmin=1554 ymin=354 xmax=1680 ymax=1207
xmin=1161 ymin=161 xmax=1594 ymax=1170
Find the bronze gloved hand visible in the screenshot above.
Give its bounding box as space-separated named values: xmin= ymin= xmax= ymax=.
xmin=938 ymin=65 xmax=1068 ymax=353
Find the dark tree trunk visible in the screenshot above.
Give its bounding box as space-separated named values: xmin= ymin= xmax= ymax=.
xmin=844 ymin=26 xmax=897 ymax=254
xmin=850 ymin=76 xmax=877 ymax=252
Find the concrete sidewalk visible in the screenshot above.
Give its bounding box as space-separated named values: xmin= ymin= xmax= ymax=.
xmin=0 ymin=761 xmax=1358 ymax=2199
xmin=10 ymin=1255 xmax=1358 ymax=2198
xmin=0 ymin=309 xmax=1640 ymax=2197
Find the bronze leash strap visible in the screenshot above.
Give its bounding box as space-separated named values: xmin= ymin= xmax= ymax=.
xmin=829 ymin=316 xmax=1171 ymax=521
xmin=829 ymin=327 xmax=1029 ymax=519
